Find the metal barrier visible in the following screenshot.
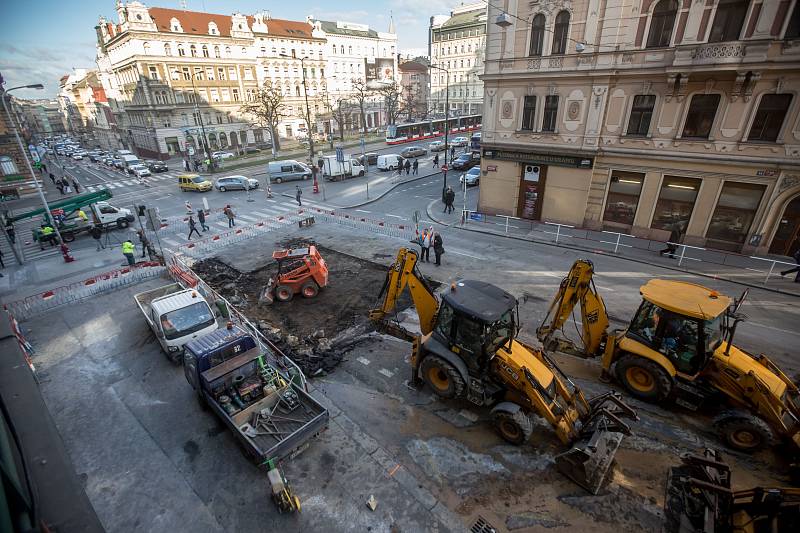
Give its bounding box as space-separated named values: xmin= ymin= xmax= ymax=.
xmin=4 ymin=261 xmax=165 ymax=321
xmin=164 ymin=253 xmax=309 ymax=389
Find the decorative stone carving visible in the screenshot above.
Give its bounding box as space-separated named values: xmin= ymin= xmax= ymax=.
xmin=642 ymin=80 xmax=652 ymax=95
xmin=568 ymin=101 xmax=581 ymax=119
xmin=548 ymin=57 xmax=563 ymax=68
xmin=578 ymin=56 xmax=595 ymax=66
xmin=704 ymin=79 xmax=715 ymax=94
xmin=527 ymin=85 xmax=536 ymax=95
xmin=527 ymin=58 xmax=541 ymax=70
xmin=501 ymin=100 xmax=513 ymax=119
xmin=693 ymin=43 xmax=745 ymax=60
xmin=548 ymin=85 xmax=558 ymax=96
xmin=779 ymin=174 xmax=800 ymax=194
xmin=743 ymin=72 xmax=760 ymax=102
xmin=500 ymin=60 xmax=514 ymax=70
xmin=622 ymin=53 xmax=634 ymax=64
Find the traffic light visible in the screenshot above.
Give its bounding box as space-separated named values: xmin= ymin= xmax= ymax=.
xmin=137 ymin=205 xmax=146 ymax=217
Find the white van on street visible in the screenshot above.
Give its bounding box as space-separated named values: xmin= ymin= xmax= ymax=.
xmin=377 ymin=154 xmax=403 ymax=171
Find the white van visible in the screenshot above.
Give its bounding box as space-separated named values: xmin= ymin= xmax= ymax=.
xmin=377 ymin=154 xmax=403 ymax=171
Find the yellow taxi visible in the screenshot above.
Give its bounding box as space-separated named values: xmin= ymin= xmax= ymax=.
xmin=178 ymin=174 xmax=212 ymax=192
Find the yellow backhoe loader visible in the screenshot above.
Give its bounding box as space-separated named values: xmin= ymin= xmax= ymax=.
xmin=369 ymin=248 xmax=638 ymax=494
xmin=536 ymin=259 xmax=800 ymax=454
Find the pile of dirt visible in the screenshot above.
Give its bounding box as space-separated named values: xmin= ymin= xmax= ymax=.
xmin=192 ymin=241 xmax=402 ymax=376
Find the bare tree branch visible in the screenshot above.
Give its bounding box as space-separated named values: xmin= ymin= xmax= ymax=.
xmin=377 ymin=82 xmax=404 ymax=126
xmin=322 ymin=92 xmax=352 ymax=142
xmin=240 ymin=83 xmax=285 ymax=150
xmin=350 ymin=78 xmax=372 ymax=134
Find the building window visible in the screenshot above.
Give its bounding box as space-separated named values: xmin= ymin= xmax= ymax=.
xmin=148 ymin=65 xmax=159 ymax=80
xmin=786 ymin=2 xmax=800 ymax=38
xmin=228 ymin=67 xmax=237 ymax=80
xmin=603 ymin=172 xmax=645 ymax=226
xmin=225 ymin=46 xmax=231 ymax=56
xmin=170 ymin=68 xmax=180 ymax=81
xmin=627 ymin=95 xmax=656 ymax=136
xmin=521 ymin=95 xmax=536 ymax=130
xmin=182 ymin=67 xmax=191 ymax=80
xmin=210 ymin=89 xmax=219 ymax=102
xmin=206 ymin=67 xmax=214 ymax=80
xmin=682 ymin=94 xmax=720 ymax=139
xmin=190 ymin=44 xmax=197 ymax=57
xmin=0 ymin=156 xmax=18 ymax=176
xmin=214 ymin=45 xmax=220 ymax=58
xmin=178 ymin=45 xmax=185 ymax=56
xmin=651 ymin=176 xmax=701 ymax=230
xmin=552 ymin=11 xmax=570 ymax=55
xmin=542 ymin=95 xmax=559 ymax=132
xmin=232 ymin=88 xmax=240 ymax=101
xmin=217 ymin=67 xmax=225 ymax=80
xmin=706 ymin=182 xmax=766 ymax=246
xmin=708 ymin=0 xmax=749 ymax=43
xmin=747 ymin=94 xmax=792 ymax=142
xmin=647 ymin=0 xmax=678 ymax=48
xmin=194 ymin=67 xmax=204 ymax=81
xmin=202 ymin=45 xmax=209 ymax=57
xmin=529 ymin=14 xmax=545 ymax=56
xmin=164 ymin=43 xmax=172 ymax=56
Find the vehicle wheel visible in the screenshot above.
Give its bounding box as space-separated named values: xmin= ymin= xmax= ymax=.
xmin=219 ymin=186 xmax=226 ymax=192
xmin=713 ymin=410 xmax=774 ymax=452
xmin=303 ymin=174 xmax=310 ymax=180
xmin=275 ymin=177 xmax=283 ymax=184
xmin=615 ymin=354 xmax=673 ymax=402
xmin=62 ymin=231 xmax=75 ymax=242
xmin=389 ymin=165 xmax=395 ymax=170
xmin=420 ymin=355 xmax=464 ymax=399
xmin=300 ymin=281 xmax=319 ymax=298
xmin=492 ymin=408 xmax=533 ymax=445
xmin=116 ymin=218 xmax=129 ymax=229
xmin=275 ymin=285 xmax=294 ymax=302
xmin=359 ymin=171 xmax=365 ymax=177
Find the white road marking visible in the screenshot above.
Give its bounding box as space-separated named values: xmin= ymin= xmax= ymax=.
xmin=250 ymin=211 xmax=272 ymax=218
xmin=162 ymin=238 xmax=181 ymax=247
xmin=357 ymin=356 xmax=371 ymax=366
xmin=385 ymin=214 xmax=404 ymax=219
xmin=237 ymin=214 xmax=258 ymax=222
xmin=378 ymin=368 xmax=394 ymax=378
xmin=448 ymin=248 xmax=486 ymax=260
xmin=355 ymin=209 xmax=371 ymax=213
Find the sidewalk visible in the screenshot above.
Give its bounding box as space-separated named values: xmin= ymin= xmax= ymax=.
xmin=427 ymin=203 xmax=800 ymax=297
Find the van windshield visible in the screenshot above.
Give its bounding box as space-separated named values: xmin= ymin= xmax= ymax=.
xmin=160 ymin=302 xmax=215 ymax=340
xmin=192 ymin=176 xmax=206 ymax=183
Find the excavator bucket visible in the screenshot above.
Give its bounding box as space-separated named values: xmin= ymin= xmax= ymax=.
xmin=259 ymin=278 xmax=275 ymax=305
xmin=555 ymin=392 xmax=638 ymax=494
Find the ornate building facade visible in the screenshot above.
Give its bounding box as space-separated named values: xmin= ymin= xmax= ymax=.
xmin=481 ymin=0 xmax=800 ymax=256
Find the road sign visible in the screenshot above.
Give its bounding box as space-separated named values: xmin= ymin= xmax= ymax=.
xmin=336 ymin=146 xmax=344 ymax=162
xmin=441 ymin=164 xmax=448 ymax=172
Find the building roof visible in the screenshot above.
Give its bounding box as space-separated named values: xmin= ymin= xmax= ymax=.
xmin=440 ymin=9 xmax=486 ymax=29
xmin=399 ymin=59 xmax=429 ymax=72
xmin=147 ymin=7 xmax=313 ymax=39
xmin=316 ymin=20 xmax=379 ymax=38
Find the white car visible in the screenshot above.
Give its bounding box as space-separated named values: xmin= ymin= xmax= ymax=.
xmin=71 ymin=153 xmax=84 ymax=160
xmin=130 ymin=164 xmax=151 ymax=178
xmin=212 ymin=151 xmax=235 ymax=160
xmin=451 ymin=136 xmax=468 ymax=147
xmin=459 ymin=167 xmax=481 ymax=187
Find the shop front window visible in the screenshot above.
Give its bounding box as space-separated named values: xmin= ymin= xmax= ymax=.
xmin=651 ymin=176 xmax=701 ymax=230
xmin=706 ymin=181 xmax=765 ymax=246
xmin=603 ymin=171 xmax=644 ymax=226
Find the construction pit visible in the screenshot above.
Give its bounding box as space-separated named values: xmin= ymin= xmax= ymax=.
xmin=182 ymin=224 xmax=791 ymax=532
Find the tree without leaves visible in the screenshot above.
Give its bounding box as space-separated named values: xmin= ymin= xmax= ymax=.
xmin=239 ymin=83 xmax=285 ymax=151
xmin=377 ymin=81 xmax=404 ymax=126
xmin=402 ymin=84 xmax=417 ymax=122
xmin=350 ymin=78 xmax=372 ymax=134
xmin=322 ymin=92 xmax=352 ymax=142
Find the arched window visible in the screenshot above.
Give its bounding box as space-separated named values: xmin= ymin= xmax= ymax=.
xmin=202 ymin=44 xmax=209 ymax=57
xmin=552 ymin=10 xmax=570 ymax=54
xmin=647 ymin=0 xmax=678 ymax=48
xmin=164 ymin=43 xmax=172 ymax=56
xmin=332 ymin=44 xmax=336 ymax=54
xmin=340 ymin=45 xmax=344 ymax=54
xmin=190 ymin=44 xmax=197 ymax=56
xmin=225 ymin=46 xmax=231 ymax=56
xmin=296 ymin=86 xmax=301 ymax=96
xmin=0 ymin=156 xmax=18 ymax=176
xmin=219 ymin=132 xmax=228 ymax=148
xmin=529 ymin=14 xmax=545 ymax=56
xmin=177 ymin=44 xmax=185 ymax=56
xmin=348 ymin=46 xmax=352 ymax=54
xmin=143 ymin=41 xmax=150 ymax=54
xmin=709 ymin=0 xmax=749 ymax=43
xmin=214 ymin=45 xmax=220 ymax=58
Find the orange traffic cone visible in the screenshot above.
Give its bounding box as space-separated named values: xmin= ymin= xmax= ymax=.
xmin=313 ymin=176 xmax=319 ymax=194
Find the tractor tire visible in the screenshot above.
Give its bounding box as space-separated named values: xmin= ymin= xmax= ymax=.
xmin=713 ymin=410 xmax=774 ymax=452
xmin=274 ymin=285 xmax=294 ymax=302
xmin=61 ymin=231 xmax=75 ymax=242
xmin=492 ymin=408 xmax=534 ymax=445
xmin=420 ymin=355 xmax=465 ymax=399
xmin=300 ymin=281 xmax=319 ymax=299
xmin=615 ymin=354 xmax=673 ymax=402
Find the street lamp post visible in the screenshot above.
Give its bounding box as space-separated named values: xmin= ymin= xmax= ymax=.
xmin=1 ymin=81 xmax=70 ymax=263
xmin=188 ymin=72 xmax=214 ymax=169
xmin=280 ymin=54 xmax=324 ymax=200
xmin=429 ymin=64 xmax=450 ymax=202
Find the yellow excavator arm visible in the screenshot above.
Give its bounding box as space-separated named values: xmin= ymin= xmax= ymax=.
xmin=536 ymin=259 xmax=610 ymax=358
xmin=369 ymin=247 xmax=439 ymax=342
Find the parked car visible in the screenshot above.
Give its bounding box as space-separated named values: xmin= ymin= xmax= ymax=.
xmin=103 ymin=157 xmax=115 ymax=167
xmin=211 ymin=151 xmax=235 ymax=160
xmin=178 ymin=174 xmax=213 ymax=192
xmin=400 ymin=146 xmax=427 ymax=158
xmin=376 ymin=154 xmax=403 ymax=171
xmin=459 ymin=167 xmax=481 ymax=187
xmin=429 ymin=141 xmax=447 ymax=152
xmin=71 ymin=153 xmax=83 ymax=160
xmin=267 ymin=160 xmax=312 ymax=183
xmin=130 ymin=164 xmax=151 ymax=178
xmin=355 ymin=152 xmax=379 ymax=166
xmin=145 ymin=160 xmax=169 ymax=173
xmin=214 ymin=175 xmax=259 ymax=191
xmin=113 ymin=158 xmax=126 ymax=169
xmin=451 ymin=136 xmax=468 ymax=147
xmin=451 ymin=152 xmax=481 ymax=170
xmin=243 ymin=146 xmax=262 ymax=154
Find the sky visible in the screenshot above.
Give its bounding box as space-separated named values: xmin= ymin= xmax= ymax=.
xmin=0 ymin=0 xmax=465 ymax=99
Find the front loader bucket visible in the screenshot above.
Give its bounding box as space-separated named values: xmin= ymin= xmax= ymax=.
xmin=259 ymin=278 xmax=275 ymax=305
xmin=555 ymin=428 xmax=624 ymax=494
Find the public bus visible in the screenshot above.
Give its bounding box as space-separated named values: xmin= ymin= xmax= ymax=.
xmin=385 ymin=115 xmax=481 ymax=145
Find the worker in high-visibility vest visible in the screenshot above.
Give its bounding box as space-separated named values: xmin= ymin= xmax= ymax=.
xmin=39 ymin=224 xmax=55 ymax=250
xmin=77 ymin=209 xmax=89 ymax=223
xmin=121 ymin=240 xmax=136 ymax=266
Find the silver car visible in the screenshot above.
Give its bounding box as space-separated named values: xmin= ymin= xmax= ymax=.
xmin=215 ymin=175 xmax=259 ymax=191
xmin=459 ymin=167 xmax=481 ymax=187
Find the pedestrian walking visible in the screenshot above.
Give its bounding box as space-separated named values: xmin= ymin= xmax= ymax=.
xmin=780 ymin=246 xmax=800 ymax=283
xmin=90 ymin=224 xmax=105 ymax=251
xmin=404 ymin=159 xmax=411 ymax=175
xmin=433 ymin=232 xmax=445 ymax=266
xmin=197 ymin=209 xmax=209 ymax=231
xmin=450 ymin=146 xmax=456 ymax=162
xmin=445 ymin=186 xmax=456 ymax=214
xmin=295 ymin=186 xmax=303 ymax=206
xmin=433 ymin=153 xmax=439 ymax=168
xmin=49 ymin=172 xmax=56 ymax=184
xmin=317 ymin=157 xmax=324 ymax=171
xmin=412 ymin=159 xmax=419 ymax=175
xmin=659 ymin=221 xmax=684 ymax=259
xmin=0 ymin=249 xmax=4 ymax=275
xmin=420 ymin=228 xmax=432 ymax=262
xmin=5 ymin=221 xmax=15 ymax=245
xmin=224 ymin=205 xmax=236 ymax=227
xmin=71 ymin=178 xmax=81 ymax=194
xmin=187 ymin=216 xmax=201 ymax=240
xmin=56 ymin=179 xmax=64 ymax=195
xmin=137 ymin=230 xmax=152 ymax=258
xmin=121 ymin=239 xmax=136 ymax=266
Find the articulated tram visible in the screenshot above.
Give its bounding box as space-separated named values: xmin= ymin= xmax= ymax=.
xmin=385 ymin=115 xmax=481 ymax=145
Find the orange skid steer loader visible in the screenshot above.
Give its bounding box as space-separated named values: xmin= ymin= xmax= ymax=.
xmin=259 ymin=246 xmax=329 ymax=305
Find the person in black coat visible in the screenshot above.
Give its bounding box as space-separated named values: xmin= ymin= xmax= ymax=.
xmin=433 ymin=232 xmax=444 ymax=266
xmin=187 ymin=216 xmax=201 ymax=240
xmin=659 ymin=221 xmax=684 ymax=259
xmin=197 ymin=209 xmax=209 ymax=231
xmin=404 ymin=159 xmax=411 ymax=175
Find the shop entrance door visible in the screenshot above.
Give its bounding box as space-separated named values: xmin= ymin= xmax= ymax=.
xmin=769 ymin=196 xmax=800 ymax=257
xmin=517 ymin=164 xmax=546 ymax=220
